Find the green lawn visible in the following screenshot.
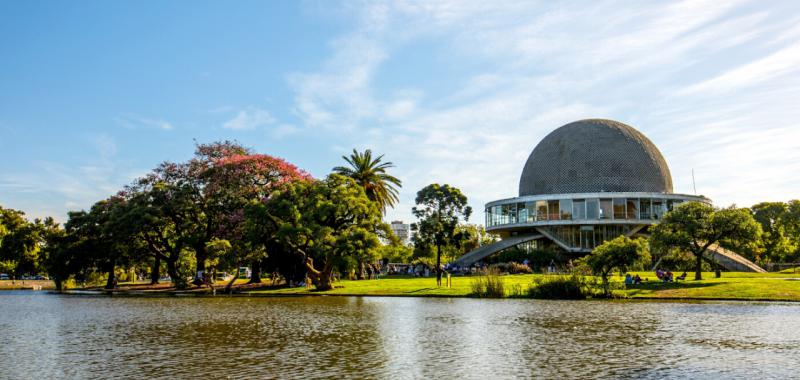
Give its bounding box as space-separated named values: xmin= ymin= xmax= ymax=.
xmin=245 ymin=272 xmax=800 ymax=301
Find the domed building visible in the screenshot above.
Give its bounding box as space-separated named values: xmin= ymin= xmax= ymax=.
xmin=453 ymin=119 xmax=763 ymax=272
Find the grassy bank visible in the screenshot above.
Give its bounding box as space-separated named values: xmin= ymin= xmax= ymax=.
xmin=245 ymin=272 xmax=800 ymax=301
xmin=8 ymin=272 xmax=800 ymax=302
xmin=0 ymin=280 xmax=55 ymax=290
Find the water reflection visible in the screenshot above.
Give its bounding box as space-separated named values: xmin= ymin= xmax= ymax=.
xmin=1 ymin=293 xmax=799 ymax=379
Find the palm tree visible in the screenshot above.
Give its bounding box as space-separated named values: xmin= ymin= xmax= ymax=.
xmin=333 ymin=148 xmax=402 ymax=214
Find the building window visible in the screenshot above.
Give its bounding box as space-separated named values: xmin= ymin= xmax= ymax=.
xmin=573 ymin=199 xmax=586 ymax=220
xmin=536 ymin=200 xmax=548 ymax=221
xmin=560 ymin=199 xmax=573 ymax=220
xmin=613 ymin=198 xmax=626 ymax=219
xmin=599 ymin=198 xmax=612 ymax=219
xmin=652 ymin=200 xmax=665 ymax=219
xmin=639 ymin=199 xmax=651 ymax=220
xmin=525 ymin=202 xmax=536 ymax=222
xmin=586 ymin=199 xmax=599 ymax=219
xmin=626 ymin=199 xmax=638 ymax=219
xmin=548 ymin=200 xmax=560 ymax=220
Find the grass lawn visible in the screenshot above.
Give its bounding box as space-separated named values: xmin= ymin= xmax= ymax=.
xmin=245 ymin=272 xmax=800 ymax=301
xmin=0 ymin=280 xmax=55 ymax=290
xmin=624 ymin=271 xmax=800 ymax=301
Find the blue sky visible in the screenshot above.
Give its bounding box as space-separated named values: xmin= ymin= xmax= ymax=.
xmin=1 ymin=0 xmax=799 ymax=224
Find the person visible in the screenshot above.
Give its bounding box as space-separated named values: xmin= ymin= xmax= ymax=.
xmin=624 ymin=274 xmax=633 ymax=285
xmin=634 ymin=274 xmax=642 ymax=284
xmin=665 ymin=270 xmax=673 ymax=282
xmin=655 ymin=268 xmax=664 ymax=280
xmin=676 ymin=272 xmax=687 ymax=281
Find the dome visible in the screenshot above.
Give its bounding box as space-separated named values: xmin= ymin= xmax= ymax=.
xmin=519 ymin=119 xmax=673 ymax=196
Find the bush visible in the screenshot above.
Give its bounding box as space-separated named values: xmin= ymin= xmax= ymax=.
xmin=509 ymin=262 xmax=533 ymax=274
xmin=489 ymin=261 xmax=532 ymax=274
xmin=527 ymin=274 xmax=594 ymax=300
xmin=470 ymin=268 xmax=505 ymax=298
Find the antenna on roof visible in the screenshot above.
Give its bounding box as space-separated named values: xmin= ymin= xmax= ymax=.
xmin=692 ymin=168 xmax=697 ymax=195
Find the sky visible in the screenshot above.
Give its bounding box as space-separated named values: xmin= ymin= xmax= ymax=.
xmin=1 ymin=0 xmax=799 ymax=225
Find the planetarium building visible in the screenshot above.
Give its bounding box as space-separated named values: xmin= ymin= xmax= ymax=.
xmin=454 ymin=119 xmax=728 ymax=267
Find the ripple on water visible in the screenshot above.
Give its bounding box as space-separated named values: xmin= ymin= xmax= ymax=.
xmin=1 ymin=294 xmax=799 ymax=379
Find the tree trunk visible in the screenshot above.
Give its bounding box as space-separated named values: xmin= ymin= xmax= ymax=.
xmin=150 ymin=256 xmax=161 ymax=285
xmin=314 ymin=264 xmax=335 ymax=291
xmin=356 ymin=261 xmax=365 ymax=280
xmin=436 ymin=243 xmax=442 ymax=287
xmin=248 ymin=259 xmax=262 ymax=284
xmin=193 ymin=245 xmax=207 ymax=286
xmin=166 ymin=259 xmax=179 ymax=286
xmin=225 ymin=266 xmax=241 ymax=294
xmin=105 ymin=265 xmax=116 ymax=290
xmin=54 ymin=279 xmax=63 ymax=292
xmin=694 ymin=250 xmax=703 ymax=280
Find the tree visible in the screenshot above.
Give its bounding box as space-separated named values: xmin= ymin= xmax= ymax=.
xmin=651 ymin=202 xmax=762 ymax=280
xmin=332 ymin=149 xmax=402 ymax=213
xmin=0 ymin=206 xmax=57 ymax=277
xmin=749 ymin=202 xmax=793 ymax=263
xmin=580 ymin=236 xmax=649 ymax=295
xmin=411 ymin=184 xmax=472 ymax=286
xmin=63 ymin=197 xmax=141 ymax=290
xmin=248 ymin=174 xmax=386 ymax=290
xmin=200 ymin=148 xmax=310 ymax=284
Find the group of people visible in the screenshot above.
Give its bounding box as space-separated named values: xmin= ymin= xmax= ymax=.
xmin=624 ymin=273 xmax=643 ymax=285
xmin=655 ymin=268 xmax=688 ymax=282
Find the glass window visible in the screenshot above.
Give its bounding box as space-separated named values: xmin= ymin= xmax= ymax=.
xmin=667 ymin=199 xmax=682 ymax=211
xmin=548 ymin=200 xmax=560 ymax=220
xmin=652 ymin=200 xmax=665 ymax=219
xmin=626 ymin=199 xmax=638 ymax=219
xmin=639 ymin=199 xmax=651 ymax=220
xmin=573 ymin=199 xmax=586 ymax=220
xmin=525 ymin=202 xmax=535 ymax=222
xmin=560 ymin=199 xmax=573 ymax=220
xmin=599 ymin=199 xmax=612 ymax=220
xmin=586 ymin=199 xmax=599 ymax=219
xmin=536 ymin=200 xmax=548 ymax=221
xmin=613 ymin=198 xmax=626 ymax=219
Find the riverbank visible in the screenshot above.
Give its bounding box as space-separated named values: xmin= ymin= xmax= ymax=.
xmin=9 ymin=272 xmax=800 ymax=302
xmin=0 ymin=280 xmax=54 ymax=291
xmin=243 ymin=272 xmax=800 ymax=302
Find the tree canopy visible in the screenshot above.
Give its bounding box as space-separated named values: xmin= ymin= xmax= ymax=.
xmin=581 ymin=235 xmax=649 ymax=295
xmin=651 ymin=202 xmax=761 ymax=280
xmin=333 ymin=148 xmax=402 ymax=213
xmin=411 ymin=183 xmax=472 ymax=286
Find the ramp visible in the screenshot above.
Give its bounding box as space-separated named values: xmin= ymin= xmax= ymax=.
xmin=707 ymin=244 xmax=766 ymax=273
xmin=451 ymin=234 xmax=543 ymax=267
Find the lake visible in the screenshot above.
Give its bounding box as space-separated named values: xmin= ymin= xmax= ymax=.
xmin=1 ymin=292 xmax=798 ymax=379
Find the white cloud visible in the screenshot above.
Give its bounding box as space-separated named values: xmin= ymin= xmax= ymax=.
xmin=223 ymin=108 xmax=276 ymax=130
xmin=290 ymin=0 xmax=800 ymax=224
xmin=118 ymin=115 xmax=174 ymax=131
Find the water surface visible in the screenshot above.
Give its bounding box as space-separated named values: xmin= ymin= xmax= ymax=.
xmin=1 ymin=293 xmax=798 ymax=379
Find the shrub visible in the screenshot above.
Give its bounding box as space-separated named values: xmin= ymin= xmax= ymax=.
xmin=509 ymin=262 xmax=532 ymax=274
xmin=488 ymin=261 xmax=532 ymax=274
xmin=527 ymin=274 xmax=593 ymax=300
xmin=489 ymin=262 xmax=509 ymax=274
xmin=470 ymin=268 xmax=505 ymax=298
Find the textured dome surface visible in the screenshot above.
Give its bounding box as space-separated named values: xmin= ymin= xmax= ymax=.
xmin=519 ymin=119 xmax=673 ymax=196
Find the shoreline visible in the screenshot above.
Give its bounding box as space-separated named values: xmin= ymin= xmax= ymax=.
xmin=5 ymin=272 xmax=800 ymax=303
xmin=9 ymin=289 xmax=796 ymax=304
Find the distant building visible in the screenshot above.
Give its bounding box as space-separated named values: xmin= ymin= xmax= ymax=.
xmin=390 ymin=220 xmax=411 ymax=245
